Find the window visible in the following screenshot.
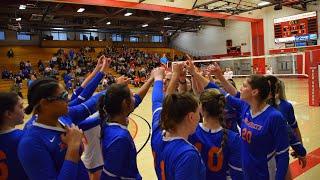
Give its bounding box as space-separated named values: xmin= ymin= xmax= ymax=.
xmin=17 ymin=32 xmax=31 ymax=40
xmin=51 ymin=31 xmax=67 ymax=40
xmin=152 ymin=35 xmax=163 ymax=43
xmin=0 ymin=31 xmax=5 ymax=40
xmin=80 ymin=32 xmax=91 ymax=40
xmin=112 ymin=34 xmax=123 ymax=42
xmin=130 ymin=36 xmax=139 ymax=42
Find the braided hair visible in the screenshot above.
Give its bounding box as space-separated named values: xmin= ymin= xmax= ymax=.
xmin=200 ymin=89 xmax=228 ymax=153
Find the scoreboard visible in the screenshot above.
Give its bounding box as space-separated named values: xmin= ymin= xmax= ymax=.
xmin=274 ymin=11 xmax=318 ymax=46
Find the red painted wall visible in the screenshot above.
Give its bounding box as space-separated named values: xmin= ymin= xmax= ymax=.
xmin=251 ymin=20 xmax=265 ymax=74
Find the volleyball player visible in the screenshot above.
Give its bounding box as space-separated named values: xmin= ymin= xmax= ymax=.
xmin=151 ymin=66 xmax=206 ymax=180
xmin=18 ymin=80 xmax=88 ymax=180
xmin=187 ymin=58 xmax=289 ymax=180
xmin=0 ymin=92 xmax=27 ymax=180
xmin=78 ymin=74 xmax=154 ymax=178
xmin=98 ymin=83 xmax=142 ymax=179
xmin=167 ymin=62 xmax=242 ymax=179
xmin=266 ymin=75 xmax=307 ymax=179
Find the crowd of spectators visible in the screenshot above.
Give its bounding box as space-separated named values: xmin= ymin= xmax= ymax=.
xmin=1 ymin=46 xmax=185 ymax=95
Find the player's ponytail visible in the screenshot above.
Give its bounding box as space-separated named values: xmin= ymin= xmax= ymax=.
xmin=277 ymin=79 xmax=287 ymax=100
xmin=265 ymin=75 xmax=279 ymax=108
xmin=200 ymin=89 xmax=228 ymax=153
xmin=160 ymin=93 xmax=198 ymax=132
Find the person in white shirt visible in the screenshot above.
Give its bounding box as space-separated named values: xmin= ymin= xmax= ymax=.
xmin=266 ymin=66 xmax=273 ymax=75
xmin=223 ymin=67 xmax=233 ymax=80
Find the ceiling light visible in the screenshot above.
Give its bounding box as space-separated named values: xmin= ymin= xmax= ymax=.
xmin=164 ymin=17 xmax=171 ymax=20
xmin=258 ymin=1 xmax=271 ymax=6
xmin=107 ymin=21 xmax=111 ymax=25
xmin=52 ymin=27 xmax=64 ymax=30
xmin=142 ymin=24 xmax=148 ymax=27
xmin=16 ymin=18 xmax=21 ymax=21
xmin=19 ymin=5 xmax=26 ymax=10
xmin=77 ymin=8 xmax=85 ymax=13
xmin=124 ymin=12 xmax=133 ymax=16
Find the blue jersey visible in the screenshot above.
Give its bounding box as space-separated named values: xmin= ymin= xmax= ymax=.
xmin=64 ymin=74 xmax=73 ymax=90
xmin=225 ymin=94 xmax=289 ymax=180
xmin=278 ymin=99 xmax=298 ymax=129
xmin=78 ymin=94 xmax=142 ymax=173
xmin=0 ymin=129 xmax=28 ymax=180
xmin=276 ymin=100 xmax=306 ymax=157
xmin=224 ymin=104 xmax=241 ymax=134
xmin=18 ymin=122 xmax=89 ymax=180
xmin=69 ymin=71 xmax=105 ymax=106
xmin=151 ymin=80 xmax=206 ymax=180
xmin=70 ymin=87 xmax=84 ymax=102
xmin=287 ymin=124 xmax=306 ymax=157
xmin=188 ymin=124 xmax=243 ymax=180
xmin=100 ymin=123 xmax=141 ymax=180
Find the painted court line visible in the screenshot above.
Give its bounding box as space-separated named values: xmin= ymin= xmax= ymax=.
xmin=291 ymin=147 xmax=320 ymax=179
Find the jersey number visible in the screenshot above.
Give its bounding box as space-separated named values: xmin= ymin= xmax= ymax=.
xmin=241 ymin=128 xmax=252 ymax=143
xmin=0 ymin=151 xmax=8 ymax=179
xmin=160 ymin=160 xmax=166 ymax=180
xmin=152 ymin=151 xmax=166 ymax=180
xmin=194 ymin=142 xmax=223 ymax=172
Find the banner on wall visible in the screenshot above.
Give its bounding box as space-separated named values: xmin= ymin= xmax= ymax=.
xmin=308 ymin=62 xmax=320 ymax=106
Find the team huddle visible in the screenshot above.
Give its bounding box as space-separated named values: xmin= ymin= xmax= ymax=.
xmin=0 ymin=55 xmax=306 ymax=180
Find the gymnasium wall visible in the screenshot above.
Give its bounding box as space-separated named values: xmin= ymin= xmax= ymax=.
xmin=171 ymin=5 xmax=320 ymax=56
xmin=171 ymin=20 xmax=252 ymax=56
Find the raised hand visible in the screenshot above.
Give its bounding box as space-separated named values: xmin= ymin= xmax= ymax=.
xmin=207 ymin=62 xmax=223 ymax=77
xmin=116 ymin=75 xmax=130 ymax=85
xmin=172 ymin=63 xmax=184 ymax=77
xmin=152 ymin=67 xmax=165 ymax=81
xmin=184 ymin=55 xmax=196 ymax=76
xmin=100 ymin=57 xmax=112 ymax=73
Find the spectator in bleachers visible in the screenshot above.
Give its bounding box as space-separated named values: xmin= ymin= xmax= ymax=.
xmin=12 ymin=75 xmax=23 ymax=98
xmin=7 ymin=48 xmax=14 ymax=58
xmin=25 ymin=61 xmax=32 ymax=71
xmin=1 ymin=69 xmax=10 ymax=79
xmin=19 ymin=61 xmax=25 ymax=71
xmin=27 ymin=74 xmax=37 ymax=87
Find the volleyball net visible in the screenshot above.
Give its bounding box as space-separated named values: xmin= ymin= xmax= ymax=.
xmin=172 ymin=52 xmax=307 ymax=77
